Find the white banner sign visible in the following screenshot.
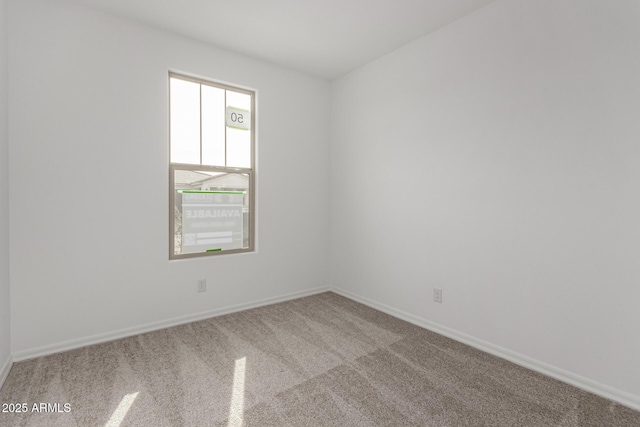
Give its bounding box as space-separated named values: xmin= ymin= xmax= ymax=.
xmin=181 ymin=191 xmax=244 ymax=254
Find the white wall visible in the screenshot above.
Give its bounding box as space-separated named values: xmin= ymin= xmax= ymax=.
xmin=8 ymin=0 xmax=330 ymax=356
xmin=331 ymin=0 xmax=640 ymax=406
xmin=0 ymin=0 xmax=11 ymax=385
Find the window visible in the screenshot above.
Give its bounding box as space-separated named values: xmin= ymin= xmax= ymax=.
xmin=169 ymin=72 xmax=255 ymax=259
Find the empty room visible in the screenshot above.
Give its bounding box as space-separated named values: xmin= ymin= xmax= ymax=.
xmin=1 ymin=0 xmax=639 ymax=425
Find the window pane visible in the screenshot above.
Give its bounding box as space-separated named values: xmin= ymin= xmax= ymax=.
xmin=226 ymin=127 xmax=251 ymax=168
xmin=173 ymin=168 xmax=250 ymax=255
xmin=170 ymin=78 xmax=200 ymax=164
xmin=201 ymin=85 xmax=225 ymax=166
xmin=226 ymin=90 xmax=251 ymax=111
xmin=226 ymin=90 xmax=251 ymax=168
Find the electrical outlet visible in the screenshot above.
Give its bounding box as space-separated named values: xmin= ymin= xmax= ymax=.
xmin=197 ymin=279 xmax=207 ymax=293
xmin=433 ymin=288 xmax=442 ymax=303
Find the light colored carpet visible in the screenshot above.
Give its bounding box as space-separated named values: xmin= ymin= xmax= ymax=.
xmin=1 ymin=292 xmax=638 ymax=426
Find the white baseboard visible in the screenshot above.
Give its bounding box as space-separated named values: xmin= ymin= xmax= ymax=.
xmin=330 ymin=287 xmax=640 ymax=412
xmin=0 ymin=353 xmax=12 ymax=391
xmin=13 ymin=286 xmax=330 ymax=362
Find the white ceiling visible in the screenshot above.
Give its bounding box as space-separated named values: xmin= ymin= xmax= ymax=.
xmin=72 ymin=0 xmax=496 ymax=80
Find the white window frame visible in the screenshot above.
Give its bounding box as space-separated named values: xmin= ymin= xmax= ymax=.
xmin=169 ymin=72 xmax=255 ymax=259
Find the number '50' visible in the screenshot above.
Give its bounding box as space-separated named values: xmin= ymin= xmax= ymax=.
xmin=230 ymin=112 xmax=244 ymax=124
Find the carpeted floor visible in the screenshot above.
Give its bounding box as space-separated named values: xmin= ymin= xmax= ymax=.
xmin=1 ymin=292 xmax=639 ymax=426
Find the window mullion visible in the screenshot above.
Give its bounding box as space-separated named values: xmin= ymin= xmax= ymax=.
xmin=199 ymin=84 xmax=203 ymax=165
xmin=224 ymin=90 xmax=228 ymax=167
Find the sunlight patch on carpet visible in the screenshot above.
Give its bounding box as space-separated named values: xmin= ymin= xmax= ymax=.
xmin=105 ymin=392 xmax=139 ymax=427
xmin=228 ymin=357 xmax=246 ymax=426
